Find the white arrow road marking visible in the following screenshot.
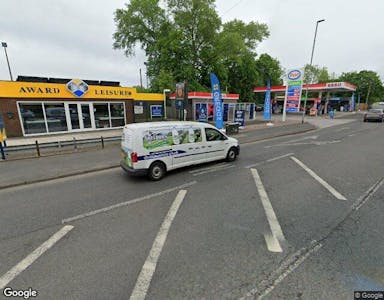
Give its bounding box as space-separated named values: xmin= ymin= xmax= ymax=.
xmin=130 ymin=190 xmax=187 ymax=300
xmin=251 ymin=168 xmax=285 ymax=253
xmin=0 ymin=225 xmax=74 ymax=289
xmin=291 ymin=157 xmax=347 ymax=201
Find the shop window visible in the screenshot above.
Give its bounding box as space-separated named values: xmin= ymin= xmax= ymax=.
xmin=19 ymin=104 xmax=47 ymax=134
xmin=94 ymin=103 xmax=110 ymax=128
xmin=44 ymin=103 xmax=68 ymax=132
xmin=110 ymin=103 xmax=125 ymax=127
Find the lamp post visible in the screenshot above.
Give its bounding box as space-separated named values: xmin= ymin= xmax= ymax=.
xmin=1 ymin=42 xmax=13 ymax=81
xmin=365 ymin=82 xmax=371 ymax=111
xmin=163 ymin=89 xmax=171 ymax=119
xmin=301 ymin=19 xmax=325 ymax=124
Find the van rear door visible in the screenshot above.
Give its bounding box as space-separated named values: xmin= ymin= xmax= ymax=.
xmin=141 ymin=126 xmax=173 ymax=170
xmin=121 ymin=127 xmax=135 ymax=168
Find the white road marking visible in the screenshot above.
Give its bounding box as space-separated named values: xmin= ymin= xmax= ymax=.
xmin=188 ymin=162 xmax=227 ymax=173
xmin=192 ymin=165 xmax=234 ymax=176
xmin=240 ymin=240 xmax=323 ymax=300
xmin=263 ymin=233 xmax=282 ymax=253
xmin=265 ymin=140 xmax=341 ymax=148
xmin=290 ymin=157 xmax=347 ymax=200
xmin=129 ymin=190 xmax=187 ymax=300
xmin=0 ymin=225 xmax=74 ymax=289
xmin=336 ymin=126 xmax=350 ymax=132
xmin=62 ymin=181 xmax=196 ymax=223
xmin=251 ymin=168 xmax=285 ymax=252
xmin=283 ymin=135 xmax=318 ymax=143
xmin=353 ymin=177 xmax=384 ymax=211
xmin=258 ymin=242 xmax=323 ymax=299
xmin=245 ymin=153 xmax=294 ymax=168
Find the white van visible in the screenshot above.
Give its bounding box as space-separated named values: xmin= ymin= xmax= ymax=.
xmin=120 ymin=121 xmax=240 ymax=180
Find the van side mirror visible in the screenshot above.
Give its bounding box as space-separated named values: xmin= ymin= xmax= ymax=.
xmin=220 ymin=135 xmax=228 ymax=141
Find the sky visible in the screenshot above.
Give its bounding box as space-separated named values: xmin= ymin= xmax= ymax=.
xmin=0 ymin=0 xmax=383 ymax=88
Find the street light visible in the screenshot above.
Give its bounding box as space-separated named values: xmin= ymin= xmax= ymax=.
xmin=301 ymin=19 xmax=325 ymax=124
xmin=163 ymin=89 xmax=171 ymax=119
xmin=1 ymin=42 xmax=14 ymax=81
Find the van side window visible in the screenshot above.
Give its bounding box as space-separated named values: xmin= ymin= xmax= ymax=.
xmin=205 ymin=128 xmax=225 ymax=142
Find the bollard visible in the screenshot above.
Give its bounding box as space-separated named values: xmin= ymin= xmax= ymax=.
xmin=101 ymin=136 xmax=104 ymax=149
xmin=73 ymin=137 xmax=77 ymax=150
xmin=35 ymin=140 xmax=41 ymax=157
xmin=58 ymin=140 xmax=62 ymax=149
xmin=0 ymin=142 xmax=5 ymax=160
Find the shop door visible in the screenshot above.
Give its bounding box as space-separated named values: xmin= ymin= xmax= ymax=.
xmin=80 ymin=104 xmax=92 ymax=129
xmin=66 ymin=103 xmax=95 ymax=131
xmin=68 ymin=104 xmax=80 ymax=130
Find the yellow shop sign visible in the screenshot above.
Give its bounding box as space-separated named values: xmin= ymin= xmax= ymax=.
xmin=0 ymin=81 xmax=136 ymax=99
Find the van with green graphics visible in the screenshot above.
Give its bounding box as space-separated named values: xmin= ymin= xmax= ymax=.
xmin=120 ymin=121 xmax=240 ymax=180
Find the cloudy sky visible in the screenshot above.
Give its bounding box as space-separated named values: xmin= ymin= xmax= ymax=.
xmin=0 ymin=0 xmax=383 ymax=88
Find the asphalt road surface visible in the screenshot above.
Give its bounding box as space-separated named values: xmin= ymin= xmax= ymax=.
xmin=0 ymin=118 xmax=383 ymax=300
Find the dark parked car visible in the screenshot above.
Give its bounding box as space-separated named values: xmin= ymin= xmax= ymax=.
xmin=363 ymin=109 xmax=384 ymax=122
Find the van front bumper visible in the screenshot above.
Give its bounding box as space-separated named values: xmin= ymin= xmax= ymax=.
xmin=120 ymin=160 xmax=148 ymax=176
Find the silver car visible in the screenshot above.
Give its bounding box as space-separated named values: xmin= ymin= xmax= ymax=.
xmin=363 ymin=109 xmax=384 ymax=122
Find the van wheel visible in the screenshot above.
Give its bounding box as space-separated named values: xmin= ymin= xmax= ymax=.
xmin=148 ymin=162 xmax=166 ymax=181
xmin=226 ymin=147 xmax=237 ymax=162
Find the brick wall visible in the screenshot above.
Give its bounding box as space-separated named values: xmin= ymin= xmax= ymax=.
xmin=0 ymin=99 xmax=23 ymax=137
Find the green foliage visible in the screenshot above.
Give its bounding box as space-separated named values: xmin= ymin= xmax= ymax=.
xmin=113 ymin=0 xmax=280 ymax=101
xmin=255 ymin=53 xmax=283 ymax=86
xmin=133 ymin=85 xmax=150 ymax=93
xmin=304 ymin=64 xmax=329 ymax=83
xmin=338 ymin=70 xmax=384 ymax=104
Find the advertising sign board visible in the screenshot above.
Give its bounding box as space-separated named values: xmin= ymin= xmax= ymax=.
xmin=284 ymin=69 xmax=304 ymax=113
xmin=234 ymin=110 xmax=245 ymax=127
xmin=150 ymin=105 xmax=163 ymax=118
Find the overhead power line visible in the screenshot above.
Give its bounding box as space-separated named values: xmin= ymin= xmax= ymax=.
xmin=221 ymin=0 xmax=245 ymax=16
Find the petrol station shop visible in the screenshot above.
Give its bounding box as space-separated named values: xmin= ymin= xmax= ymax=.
xmin=254 ymin=82 xmax=357 ymax=113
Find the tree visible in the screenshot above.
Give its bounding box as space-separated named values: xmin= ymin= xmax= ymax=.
xmin=338 ymin=70 xmax=384 ymax=105
xmin=214 ymin=20 xmax=271 ymax=101
xmin=255 ymin=53 xmax=283 ymax=86
xmin=113 ymin=0 xmax=274 ymax=100
xmin=304 ymin=64 xmax=329 ymax=83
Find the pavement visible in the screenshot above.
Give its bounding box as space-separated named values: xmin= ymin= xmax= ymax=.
xmin=0 ymin=112 xmax=361 ymax=189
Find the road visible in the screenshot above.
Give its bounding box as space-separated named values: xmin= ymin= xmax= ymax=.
xmin=0 ymin=117 xmax=383 ymax=299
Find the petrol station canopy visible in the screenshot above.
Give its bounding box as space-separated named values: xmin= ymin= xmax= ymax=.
xmin=254 ymin=82 xmax=356 ymax=94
